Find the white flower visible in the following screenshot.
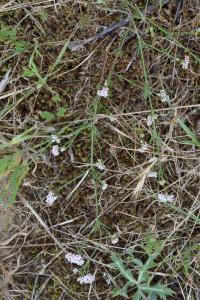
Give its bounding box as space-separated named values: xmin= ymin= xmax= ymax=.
xmin=60 ymin=147 xmax=66 ymax=152
xmin=149 ymin=157 xmax=158 ymax=163
xmin=157 ymin=193 xmax=175 ymax=203
xmin=77 ymin=273 xmax=95 ymax=285
xmin=147 ymin=114 xmax=157 ymax=126
xmin=159 ymin=179 xmax=165 ymax=186
xmin=73 ymin=268 xmax=79 ymax=274
xmin=95 ymin=159 xmax=106 ymax=171
xmin=147 ymin=171 xmax=157 ymax=178
xmin=106 ymin=277 xmax=111 ymax=285
xmin=23 ymin=180 xmax=31 ymax=187
xmin=111 ymin=235 xmax=119 ymax=245
xmin=103 ymin=272 xmax=111 ymax=285
xmin=45 ymin=191 xmax=57 ymax=205
xmin=158 ymin=90 xmax=170 ymax=103
xmin=51 ymin=134 xmax=60 ymax=144
xmin=102 ymin=181 xmax=108 ymax=191
xmin=138 ymin=143 xmax=149 ymax=153
xmin=65 ymin=252 xmax=84 ymax=266
xmin=51 ymin=145 xmax=59 ymax=157
xmin=109 ymin=115 xmax=117 ymax=122
xmin=181 ymin=55 xmax=190 ymax=70
xmin=97 ymin=86 xmax=109 ymax=98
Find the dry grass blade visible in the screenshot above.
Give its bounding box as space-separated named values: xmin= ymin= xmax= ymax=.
xmin=0 ymin=70 xmax=11 ymax=93
xmin=133 ymin=159 xmax=157 ymax=197
xmin=19 ymin=194 xmax=66 ymax=252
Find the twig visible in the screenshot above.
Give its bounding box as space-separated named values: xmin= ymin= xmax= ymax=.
xmin=68 ymin=1 xmax=171 ymax=51
xmin=68 ymin=17 xmax=130 ymax=51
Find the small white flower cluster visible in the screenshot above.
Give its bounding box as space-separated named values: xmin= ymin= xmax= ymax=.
xmin=103 ymin=272 xmax=111 ymax=285
xmin=149 ymin=157 xmax=158 ymax=163
xmin=109 ymin=115 xmax=117 ymax=122
xmin=138 ymin=143 xmax=149 ymax=153
xmin=111 ymin=235 xmax=119 ymax=245
xmin=147 ymin=171 xmax=157 ymax=178
xmin=147 ymin=114 xmax=157 ymax=127
xmin=157 ymin=193 xmax=175 ymax=203
xmin=102 ymin=181 xmax=108 ymax=191
xmin=159 ymin=179 xmax=165 ymax=186
xmin=65 ymin=253 xmax=95 ymax=285
xmin=95 ymin=159 xmax=106 ymax=171
xmin=45 ymin=191 xmax=57 ymax=206
xmin=50 ymin=134 xmax=65 ymax=157
xmin=73 ymin=268 xmax=79 ymax=274
xmin=51 ymin=134 xmax=60 ymax=157
xmin=65 ymin=252 xmax=84 ymax=266
xmin=97 ymin=86 xmax=109 ymax=98
xmin=77 ymin=273 xmax=95 ymax=285
xmin=158 ymin=90 xmax=170 ymax=103
xmin=23 ymin=180 xmax=31 ymax=187
xmin=181 ymin=55 xmax=190 ymax=70
xmin=51 ymin=134 xmax=60 ymax=144
xmin=51 ymin=144 xmax=59 ymax=157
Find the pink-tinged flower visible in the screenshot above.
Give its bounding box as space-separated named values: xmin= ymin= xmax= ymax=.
xmin=51 ymin=145 xmax=59 ymax=157
xmin=97 ymin=86 xmax=109 ymax=98
xmin=157 ymin=193 xmax=175 ymax=203
xmin=77 ymin=273 xmax=95 ymax=284
xmin=65 ymin=252 xmax=84 ymax=266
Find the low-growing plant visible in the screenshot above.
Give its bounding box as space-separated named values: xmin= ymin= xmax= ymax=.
xmin=110 ymin=251 xmax=174 ymax=300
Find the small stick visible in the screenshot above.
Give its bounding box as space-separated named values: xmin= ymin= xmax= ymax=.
xmin=68 ymin=1 xmax=170 ymax=51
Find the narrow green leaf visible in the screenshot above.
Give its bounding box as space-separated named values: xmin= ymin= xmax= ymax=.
xmin=148 ymin=292 xmax=158 ymax=300
xmin=112 ymin=282 xmax=131 ymax=298
xmin=48 ymin=39 xmax=70 ymax=76
xmin=6 ymin=163 xmax=28 ymax=206
xmin=22 ymin=68 xmax=36 ymax=78
xmin=0 ymin=160 xmax=28 ymax=206
xmin=131 ymin=258 xmax=144 ymax=267
xmin=140 ymin=284 xmax=174 ymax=298
xmin=0 ymin=156 xmax=10 ymax=178
xmin=178 ymin=118 xmax=200 ymax=147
